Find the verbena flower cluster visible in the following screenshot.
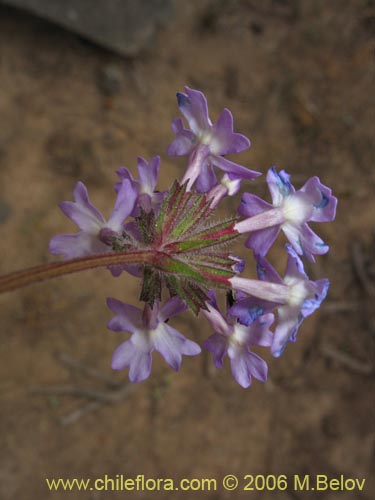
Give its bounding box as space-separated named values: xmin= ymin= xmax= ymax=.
xmin=50 ymin=87 xmax=337 ymax=388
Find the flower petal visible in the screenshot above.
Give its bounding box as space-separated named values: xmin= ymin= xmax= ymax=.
xmin=152 ymin=324 xmax=200 ymax=371
xmin=177 ymin=87 xmax=211 ymax=135
xmin=211 ymin=155 xmax=261 ymax=180
xmin=301 ymin=279 xmax=329 ymax=318
xmin=201 ymin=303 xmax=230 ymax=337
xmin=244 ymin=226 xmax=280 ymax=256
xmin=238 ymin=193 xmax=273 ymax=218
xmin=211 ymin=108 xmax=250 ymax=155
xmin=195 ymin=163 xmax=217 ymax=192
xmin=107 ymin=179 xmax=137 ymax=231
xmin=203 ymin=333 xmax=227 ymax=369
xmin=49 ymin=232 xmax=107 ymax=259
xmin=106 ymin=298 xmax=142 ymax=333
xmin=271 ymin=305 xmax=301 ymax=357
xmin=137 ymin=156 xmax=160 ymax=195
xmin=167 ymin=118 xmax=196 ymax=156
xmin=59 ymin=181 xmax=105 ymax=232
xmin=282 ymin=222 xmax=329 ymax=262
xmin=300 ymin=176 xmax=338 ymax=222
xmin=267 ymin=167 xmax=295 ymax=206
xmin=159 ymin=296 xmax=188 ymax=322
xmin=256 ymin=255 xmax=283 ymax=284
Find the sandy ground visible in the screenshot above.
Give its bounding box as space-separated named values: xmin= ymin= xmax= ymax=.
xmin=0 ymin=1 xmax=374 ymax=499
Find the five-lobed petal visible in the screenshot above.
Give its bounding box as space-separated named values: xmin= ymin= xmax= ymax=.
xmin=49 ymin=179 xmax=137 ymax=259
xmin=238 ymin=167 xmax=337 ymax=261
xmin=168 ymin=86 xmax=260 ymax=192
xmin=107 ymin=297 xmax=201 ymax=382
xmin=202 ymin=291 xmax=274 ymax=388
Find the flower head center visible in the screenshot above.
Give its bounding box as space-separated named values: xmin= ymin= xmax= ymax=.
xmin=281 ymin=193 xmax=314 ymax=225
xmin=284 ymin=276 xmax=312 ymax=307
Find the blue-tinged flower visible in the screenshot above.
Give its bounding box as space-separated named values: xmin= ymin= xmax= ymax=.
xmin=253 ymin=245 xmax=329 ymax=358
xmin=235 ymin=167 xmax=338 ymax=261
xmin=115 ymin=156 xmax=165 ymax=216
xmin=49 ymin=179 xmax=137 ymax=259
xmin=202 ymin=291 xmax=274 ymax=388
xmin=107 ymin=297 xmax=201 ymax=382
xmin=167 ymin=87 xmax=260 ymax=191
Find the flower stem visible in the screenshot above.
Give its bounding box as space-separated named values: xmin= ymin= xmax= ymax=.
xmin=0 ymin=250 xmax=154 ymax=294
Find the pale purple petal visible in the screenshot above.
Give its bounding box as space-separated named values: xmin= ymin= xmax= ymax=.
xmin=283 ymin=222 xmax=329 ymax=262
xmin=248 ymin=313 xmax=275 ymax=346
xmin=111 ymin=340 xmax=137 ymax=370
xmin=211 ymin=155 xmax=261 ymax=180
xmin=177 ymin=87 xmax=211 ymax=134
xmin=300 ymin=176 xmax=338 ymax=222
xmin=116 ymin=166 xmax=136 ymax=185
xmin=49 ymin=232 xmax=107 ymax=258
xmin=128 ymin=349 xmax=152 ymax=382
xmin=159 ymin=296 xmax=188 ymax=322
xmin=152 ymin=324 xmax=200 ymax=371
xmin=256 ymin=255 xmax=283 ymax=284
xmin=211 ymin=108 xmax=250 ymax=154
xmin=244 ymin=226 xmax=280 ymax=255
xmin=111 ymin=337 xmax=152 ymax=382
xmin=122 ymin=264 xmax=143 ymax=278
xmin=238 ymin=193 xmax=273 ymax=218
xmin=246 ymin=351 xmax=268 ymax=382
xmin=167 ymin=118 xmax=196 ymax=156
xmin=228 ymin=348 xmax=268 ymax=387
xmin=271 ymin=305 xmax=301 ymax=357
xmin=59 ymin=182 xmax=105 ymax=232
xmin=301 ymin=279 xmax=329 ymax=318
xmin=203 ymin=333 xmax=227 ymax=369
xmin=201 ymin=303 xmax=231 ymax=337
xmin=107 ymin=179 xmax=137 ymax=231
xmin=108 ymin=264 xmax=125 ymax=277
xmin=267 ymin=167 xmax=295 ymax=206
xmin=195 ymin=163 xmax=217 ymax=192
xmin=285 ymin=244 xmax=308 ymax=279
xmin=106 ymin=298 xmax=142 ymax=333
xmin=137 ymin=156 xmax=160 ymax=194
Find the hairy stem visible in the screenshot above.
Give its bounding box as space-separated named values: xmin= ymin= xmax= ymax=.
xmin=0 ymin=250 xmax=154 ymax=294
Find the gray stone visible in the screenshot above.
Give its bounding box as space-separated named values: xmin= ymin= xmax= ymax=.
xmin=1 ymin=0 xmax=172 ymax=56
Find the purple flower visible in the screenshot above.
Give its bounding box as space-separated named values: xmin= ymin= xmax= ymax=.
xmin=202 ymin=291 xmax=274 ymax=388
xmin=115 ymin=156 xmax=165 ymax=216
xmin=235 ymin=167 xmax=338 ymax=261
xmin=49 ymin=179 xmax=137 ymax=259
xmin=107 ymin=297 xmax=201 ymax=382
xmin=254 ymin=245 xmax=329 ymax=358
xmin=207 ymin=173 xmax=242 ymax=208
xmin=167 ymin=87 xmax=260 ymax=191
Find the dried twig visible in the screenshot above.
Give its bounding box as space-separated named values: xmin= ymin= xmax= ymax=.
xmin=56 ymin=352 xmax=122 ymax=388
xmin=321 ymin=343 xmax=373 ymax=376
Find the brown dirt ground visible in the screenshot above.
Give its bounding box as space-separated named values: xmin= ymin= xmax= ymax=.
xmin=0 ymin=1 xmax=374 ymax=499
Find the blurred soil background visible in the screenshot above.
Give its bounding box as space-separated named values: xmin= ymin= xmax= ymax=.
xmin=0 ymin=0 xmax=374 ymax=499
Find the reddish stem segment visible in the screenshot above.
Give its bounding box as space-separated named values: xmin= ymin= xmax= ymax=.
xmin=0 ymin=251 xmax=154 ymax=294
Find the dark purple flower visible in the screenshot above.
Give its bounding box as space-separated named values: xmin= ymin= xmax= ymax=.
xmin=107 ymin=297 xmax=201 ymax=382
xmin=167 ymin=87 xmax=260 ymax=191
xmin=202 ymin=291 xmax=274 ymax=388
xmin=116 ymin=156 xmax=165 ymax=216
xmin=235 ymin=167 xmax=338 ymax=261
xmin=49 ymin=179 xmax=137 ymax=259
